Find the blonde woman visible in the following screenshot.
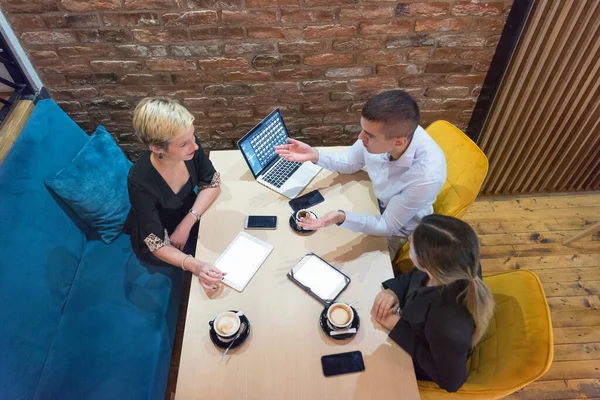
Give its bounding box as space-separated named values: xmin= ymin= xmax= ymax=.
xmin=371 ymin=214 xmax=495 ymax=392
xmin=123 ymin=97 xmax=225 ymax=290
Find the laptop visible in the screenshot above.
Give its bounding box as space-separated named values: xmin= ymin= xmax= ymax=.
xmin=237 ymin=109 xmax=322 ymax=199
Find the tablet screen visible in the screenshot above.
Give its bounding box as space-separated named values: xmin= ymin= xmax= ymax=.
xmin=291 ymin=255 xmax=348 ymax=301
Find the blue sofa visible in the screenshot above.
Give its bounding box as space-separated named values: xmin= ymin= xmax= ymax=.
xmin=0 ymin=100 xmax=183 ymax=400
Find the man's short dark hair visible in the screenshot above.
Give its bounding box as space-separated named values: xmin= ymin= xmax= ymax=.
xmin=361 ymin=90 xmax=420 ymax=139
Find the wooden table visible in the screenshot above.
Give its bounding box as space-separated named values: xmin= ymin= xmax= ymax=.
xmin=176 ymin=149 xmax=419 ymax=400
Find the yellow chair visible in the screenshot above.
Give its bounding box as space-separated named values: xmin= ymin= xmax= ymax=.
xmin=418 ymin=270 xmax=554 ymax=399
xmin=393 ymin=121 xmax=489 ymax=275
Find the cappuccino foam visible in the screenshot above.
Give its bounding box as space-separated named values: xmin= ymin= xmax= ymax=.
xmin=330 ymin=306 xmax=350 ymax=325
xmin=216 ymin=315 xmax=238 ymax=335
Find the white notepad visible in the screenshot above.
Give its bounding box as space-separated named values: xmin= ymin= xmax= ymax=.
xmin=214 ymin=231 xmax=273 ymax=292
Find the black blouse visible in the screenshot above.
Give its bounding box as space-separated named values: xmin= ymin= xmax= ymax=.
xmin=382 ymin=268 xmax=480 ymax=392
xmin=123 ymin=137 xmax=220 ymax=265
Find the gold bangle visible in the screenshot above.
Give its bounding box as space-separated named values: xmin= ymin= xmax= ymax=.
xmin=181 ymin=254 xmax=191 ymax=271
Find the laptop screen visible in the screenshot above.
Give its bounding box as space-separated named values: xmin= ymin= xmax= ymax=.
xmin=237 ymin=109 xmax=289 ymax=177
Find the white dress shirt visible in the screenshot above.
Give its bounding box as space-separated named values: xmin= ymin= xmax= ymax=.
xmin=316 ymin=126 xmax=447 ymax=255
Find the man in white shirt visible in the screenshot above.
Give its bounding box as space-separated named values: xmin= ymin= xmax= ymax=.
xmin=275 ymin=90 xmax=447 ymax=258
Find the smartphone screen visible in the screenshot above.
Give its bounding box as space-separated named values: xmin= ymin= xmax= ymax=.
xmin=289 ymin=190 xmax=325 ymax=213
xmin=321 ymin=351 xmax=365 ymax=377
xmin=246 ymin=216 xmax=277 ymax=229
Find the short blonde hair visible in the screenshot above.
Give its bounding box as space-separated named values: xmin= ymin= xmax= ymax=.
xmin=132 ymin=97 xmax=195 ymax=148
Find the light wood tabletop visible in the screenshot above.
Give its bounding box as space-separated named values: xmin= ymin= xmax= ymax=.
xmin=176 ymin=149 xmax=420 ymax=400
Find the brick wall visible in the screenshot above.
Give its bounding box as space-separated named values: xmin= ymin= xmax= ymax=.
xmin=3 ymin=0 xmax=511 ymax=158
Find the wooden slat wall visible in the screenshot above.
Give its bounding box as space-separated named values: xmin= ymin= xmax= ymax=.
xmin=478 ymin=0 xmax=600 ymax=195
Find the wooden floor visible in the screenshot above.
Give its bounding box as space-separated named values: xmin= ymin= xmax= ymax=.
xmin=166 ymin=192 xmax=600 ymax=399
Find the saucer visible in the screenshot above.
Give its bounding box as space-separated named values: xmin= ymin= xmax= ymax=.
xmin=319 ymin=305 xmax=360 ymax=341
xmin=289 ymin=211 xmax=317 ymax=235
xmin=209 ymin=310 xmax=251 ymax=350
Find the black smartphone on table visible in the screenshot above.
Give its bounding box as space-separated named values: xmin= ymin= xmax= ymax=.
xmin=244 ymin=215 xmax=277 ymax=230
xmin=289 ymin=190 xmax=324 ymax=213
xmin=321 ymin=351 xmax=365 ymax=377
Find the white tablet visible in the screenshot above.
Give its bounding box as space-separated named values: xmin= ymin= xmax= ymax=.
xmin=213 ymin=231 xmax=273 ymax=292
xmin=287 ymin=253 xmax=350 ymax=305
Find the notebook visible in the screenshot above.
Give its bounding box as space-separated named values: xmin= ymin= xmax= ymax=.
xmin=214 ymin=231 xmax=273 ymax=292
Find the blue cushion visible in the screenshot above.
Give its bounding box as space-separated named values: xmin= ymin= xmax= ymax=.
xmin=0 ymin=99 xmax=90 ymax=399
xmin=45 ymin=126 xmax=133 ymax=244
xmin=34 ymin=234 xmax=184 ymax=400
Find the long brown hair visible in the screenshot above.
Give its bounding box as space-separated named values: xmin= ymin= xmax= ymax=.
xmin=411 ymin=214 xmax=495 ymax=346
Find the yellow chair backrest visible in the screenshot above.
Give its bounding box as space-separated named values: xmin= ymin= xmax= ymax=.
xmin=418 ymin=270 xmax=554 ymax=399
xmin=393 ymin=121 xmax=489 ymax=274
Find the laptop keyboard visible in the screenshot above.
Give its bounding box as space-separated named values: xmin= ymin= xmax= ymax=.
xmin=262 ymin=159 xmax=302 ymax=188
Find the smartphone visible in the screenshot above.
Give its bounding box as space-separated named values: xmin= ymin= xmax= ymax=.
xmin=244 ymin=215 xmax=277 ymax=230
xmin=289 ymin=190 xmax=325 ymax=213
xmin=321 ymin=351 xmax=365 ymax=377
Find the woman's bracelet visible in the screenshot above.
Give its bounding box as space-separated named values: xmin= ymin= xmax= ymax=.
xmin=181 ymin=254 xmax=192 ymax=271
xmin=188 ymin=209 xmax=201 ymax=222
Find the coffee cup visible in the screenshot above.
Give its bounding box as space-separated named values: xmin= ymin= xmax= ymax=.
xmin=294 ymin=209 xmax=316 ymax=230
xmin=213 ymin=311 xmax=241 ymax=340
xmin=327 ymin=303 xmax=354 ymax=329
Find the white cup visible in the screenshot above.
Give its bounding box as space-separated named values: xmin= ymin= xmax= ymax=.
xmin=295 ymin=209 xmax=316 ymax=230
xmin=213 ymin=311 xmax=241 ymax=339
xmin=327 ymin=303 xmax=354 ymax=329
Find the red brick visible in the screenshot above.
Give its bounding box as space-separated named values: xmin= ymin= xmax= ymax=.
xmin=356 ymin=50 xmax=405 ymax=64
xmin=9 ymin=15 xmax=45 ymax=30
xmin=451 ymin=2 xmax=505 ymax=17
xmin=425 ymin=62 xmax=472 ymax=74
xmin=44 ymin=14 xmax=101 ymax=28
xmin=252 ymin=82 xmax=299 ymax=93
xmin=116 ymin=44 xmax=168 ymax=57
xmin=396 ymin=3 xmax=448 ymax=17
xmin=407 ymin=49 xmax=430 ymax=62
xmin=198 ymin=57 xmax=249 ymax=69
xmin=419 ymin=110 xmax=460 ymax=122
xmin=121 ymin=74 xmax=172 ymax=85
xmin=329 ymin=91 xmax=376 ymax=101
xmin=350 ymin=102 xmax=365 ymax=112
xmin=86 ymin=99 xmax=133 ymax=109
xmin=301 ymin=126 xmax=344 ymax=136
xmin=103 ymin=13 xmax=160 ymax=27
xmin=344 ymin=124 xmax=362 ymax=134
xmin=339 ymin=6 xmax=395 ymax=21
xmin=252 ymin=55 xmax=301 ymax=67
xmin=301 ymin=80 xmax=347 ymax=92
xmin=304 ymin=53 xmax=353 ymax=66
xmin=2 ymin=0 xmax=58 ymax=13
xmin=474 ymin=61 xmax=490 ymax=73
xmin=67 ymin=73 xmax=118 ymax=85
xmin=204 ymin=84 xmax=252 ymax=95
xmin=377 ymin=64 xmax=419 ymax=76
xmin=459 ymin=49 xmax=495 ymax=61
xmin=247 ymin=0 xmax=298 ymax=6
xmin=190 ymin=27 xmax=244 ymax=40
xmin=58 ymin=45 xmax=116 ymax=58
xmin=248 ymin=27 xmax=302 ymax=39
xmin=432 ymin=48 xmax=458 ymax=61
xmin=222 ymin=71 xmax=271 ymax=81
xmin=224 ymin=43 xmax=276 ymax=55
xmin=90 ymin=60 xmax=143 ymax=72
xmin=61 ymin=0 xmax=120 ymax=11
xmin=51 ymin=88 xmax=99 ymax=100
xmin=279 ymin=92 xmax=326 ymax=104
xmin=147 ymin=59 xmax=197 ymax=71
xmin=398 ymin=75 xmax=444 ymax=87
xmin=38 ymin=62 xmax=90 ymax=74
xmin=188 ymin=0 xmax=243 ymax=8
xmin=124 ymin=0 xmax=180 ymax=9
xmin=231 ymin=95 xmax=278 ymax=106
xmin=442 ymin=98 xmax=476 ymax=109
xmin=303 ymin=104 xmax=348 ymax=114
xmin=21 ymin=31 xmax=77 ymax=45
xmin=415 ymin=18 xmax=465 ymax=32
xmin=470 ymin=18 xmax=506 ymax=32
xmin=359 ymin=21 xmax=411 ymax=35
xmin=304 ymin=0 xmax=352 ymax=5
xmin=208 ymin=109 xmax=254 ymax=118
xmin=154 ymin=87 xmax=203 ymax=97
xmin=29 ymin=50 xmax=59 ymax=61
xmin=333 ymin=38 xmax=382 ymax=51
xmin=132 ymin=29 xmax=188 ymax=43
xmin=323 ymin=113 xmax=358 ymax=124
xmin=386 ymin=34 xmax=435 ymax=48
xmin=325 ymin=66 xmax=372 ymax=78
xmin=222 ymin=10 xmax=276 ymax=25
xmin=304 ymin=25 xmax=356 ymax=39
xmin=438 ymin=34 xmax=486 ymax=47
xmin=349 ymin=77 xmax=397 ymax=89
xmin=184 ymin=97 xmax=228 ymax=108
xmin=424 ymin=86 xmax=470 ymax=97
xmin=99 ymin=86 xmax=152 ymax=97
xmin=281 ymin=10 xmax=333 ymax=23
xmin=171 ymin=73 xmax=214 ymax=85
xmin=171 ymin=44 xmax=220 ymax=56
xmin=486 ymin=35 xmax=501 ymax=48
xmin=274 ymin=69 xmax=322 ymax=80
xmin=163 ymin=11 xmax=218 ymax=26
xmin=278 ymin=41 xmax=327 ymax=53
xmin=78 ymin=29 xmax=131 ymax=43
xmin=56 ymin=101 xmax=83 ymax=112
xmin=41 ymin=73 xmax=68 ymax=87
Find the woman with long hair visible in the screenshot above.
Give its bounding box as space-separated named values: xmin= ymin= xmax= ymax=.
xmin=372 ymin=214 xmax=495 ymax=392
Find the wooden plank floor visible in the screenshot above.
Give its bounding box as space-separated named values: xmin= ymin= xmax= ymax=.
xmin=165 ymin=192 xmax=600 ymax=399
xmin=465 ymin=193 xmax=600 ymax=399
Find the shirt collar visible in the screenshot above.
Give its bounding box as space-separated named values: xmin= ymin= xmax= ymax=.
xmin=384 ymin=126 xmax=422 ymax=168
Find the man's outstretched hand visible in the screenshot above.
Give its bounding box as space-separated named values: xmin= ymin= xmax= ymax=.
xmin=275 ymin=138 xmax=319 ymax=163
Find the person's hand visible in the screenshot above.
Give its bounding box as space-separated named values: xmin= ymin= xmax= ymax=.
xmin=375 ymin=312 xmax=401 ymax=332
xmin=372 ymin=289 xmax=400 ymax=320
xmin=187 ymin=259 xmax=226 ymax=291
xmin=170 ymin=222 xmax=192 ymax=250
xmin=297 ymin=210 xmax=345 ymax=231
xmin=274 ymin=138 xmax=319 ymax=163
